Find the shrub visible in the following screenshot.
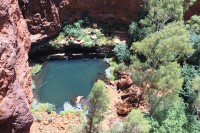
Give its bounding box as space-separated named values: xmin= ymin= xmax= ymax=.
xmin=124 ymin=109 xmax=150 ymax=133
xmin=45 ymin=103 xmax=56 ymax=114
xmin=63 ymin=21 xmax=85 ymax=38
xmin=83 ymin=42 xmax=93 ymax=48
xmin=31 ymin=64 xmax=42 ymax=76
xmin=49 ymin=34 xmax=66 ymax=49
xmin=188 ymin=30 xmax=200 ymax=64
xmin=59 ymin=110 xmax=81 ymax=116
xmin=107 ymin=61 xmax=119 ymax=81
xmin=103 ymin=123 xmax=123 ymax=133
xmin=31 ymin=103 xmax=55 ymax=114
xmin=83 ymin=36 xmax=93 ymax=47
xmin=114 ymin=43 xmax=130 ymax=62
xmin=49 ymin=40 xmax=65 ymax=49
xmin=87 ymin=80 xmax=109 ymax=132
xmin=181 ymin=64 xmax=200 ymax=105
xmin=94 ymin=36 xmax=107 ymax=46
xmin=35 ymin=114 xmax=43 ymax=122
xmin=187 ymin=15 xmax=200 ymax=34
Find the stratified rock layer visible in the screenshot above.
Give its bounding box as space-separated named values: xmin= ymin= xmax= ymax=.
xmin=0 ymin=0 xmax=33 ymax=132
xmin=19 ymin=0 xmax=143 ymax=43
xmin=19 ymin=0 xmax=200 ymax=43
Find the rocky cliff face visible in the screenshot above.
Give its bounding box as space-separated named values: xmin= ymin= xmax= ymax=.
xmin=0 ymin=0 xmax=33 ymax=132
xmin=19 ymin=0 xmax=200 ymax=44
xmin=19 ymin=0 xmax=143 ymax=43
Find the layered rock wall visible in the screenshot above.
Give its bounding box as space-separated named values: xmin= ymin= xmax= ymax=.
xmin=0 ymin=0 xmax=33 ymax=132
xmin=19 ymin=0 xmax=143 ymax=43
xmin=19 ymin=0 xmax=200 ymax=43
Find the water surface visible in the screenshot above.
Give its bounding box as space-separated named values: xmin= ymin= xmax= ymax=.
xmin=33 ymin=59 xmax=107 ymax=107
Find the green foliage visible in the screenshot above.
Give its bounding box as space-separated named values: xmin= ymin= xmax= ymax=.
xmin=145 ymin=116 xmax=160 ymax=133
xmin=149 ymin=62 xmax=183 ymax=115
xmin=31 ymin=64 xmax=42 ymax=76
xmin=114 ymin=43 xmax=130 ymax=62
xmin=34 ymin=114 xmax=43 ymax=122
xmin=140 ymin=0 xmax=184 ymax=33
xmin=69 ymin=123 xmax=86 ymax=133
xmin=45 ymin=103 xmax=56 ymax=113
xmin=59 ymin=110 xmax=81 ymax=116
xmin=129 ymin=21 xmax=149 ymax=42
xmin=188 ymin=25 xmax=200 ymax=64
xmin=129 ymin=22 xmax=138 ymax=39
xmin=83 ymin=36 xmax=93 ymax=47
xmin=187 ymin=15 xmax=200 ymax=34
xmin=191 ymin=76 xmax=200 ymax=91
xmin=108 ymin=61 xmax=119 ymax=81
xmin=103 ymin=123 xmax=123 ymax=133
xmin=49 ymin=34 xmax=66 ymax=49
xmin=153 ymin=99 xmax=187 ymax=133
xmin=124 ymin=109 xmax=150 ymax=133
xmin=31 ymin=103 xmax=55 ymax=114
xmin=184 ymin=114 xmax=200 ymax=133
xmin=56 ymin=34 xmax=65 ymax=42
xmin=129 ymin=22 xmax=141 ymax=41
xmin=181 ymin=64 xmax=200 ymax=105
xmin=87 ymin=80 xmax=109 ymax=132
xmin=63 ymin=21 xmax=85 ymax=38
xmin=189 ymin=30 xmax=200 ymax=52
xmin=184 ymin=0 xmax=197 ymax=11
xmin=132 ymin=21 xmax=194 ymax=68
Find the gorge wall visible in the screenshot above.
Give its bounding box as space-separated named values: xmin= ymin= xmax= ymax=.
xmin=0 ymin=0 xmax=200 ymax=132
xmin=0 ymin=0 xmax=33 ymax=132
xmin=19 ymin=0 xmax=143 ymax=43
xmin=19 ymin=0 xmax=200 ymax=44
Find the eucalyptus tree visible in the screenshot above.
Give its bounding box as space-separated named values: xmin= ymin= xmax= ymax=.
xmin=131 ymin=21 xmax=194 ymax=69
xmin=87 ymin=80 xmax=109 ymax=133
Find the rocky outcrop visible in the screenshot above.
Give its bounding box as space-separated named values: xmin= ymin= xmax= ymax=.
xmin=117 ymin=73 xmax=133 ymax=90
xmin=0 ymin=0 xmax=33 ymax=132
xmin=19 ymin=0 xmax=143 ymax=43
xmin=115 ymin=74 xmax=149 ymax=116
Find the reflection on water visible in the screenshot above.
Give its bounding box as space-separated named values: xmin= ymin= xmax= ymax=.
xmin=33 ymin=59 xmax=107 ymax=108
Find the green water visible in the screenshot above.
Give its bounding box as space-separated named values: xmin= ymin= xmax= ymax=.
xmin=33 ymin=59 xmax=107 ymax=107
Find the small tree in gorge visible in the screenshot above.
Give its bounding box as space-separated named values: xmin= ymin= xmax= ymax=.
xmin=124 ymin=109 xmax=151 ymax=133
xmin=87 ymin=80 xmax=109 ymax=133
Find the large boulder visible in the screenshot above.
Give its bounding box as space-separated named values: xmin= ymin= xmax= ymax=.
xmin=117 ymin=74 xmax=133 ymax=90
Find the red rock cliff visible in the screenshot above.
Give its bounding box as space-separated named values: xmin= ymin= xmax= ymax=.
xmin=0 ymin=0 xmax=33 ymax=132
xmin=19 ymin=0 xmax=143 ymax=43
xmin=19 ymin=0 xmax=200 ymax=43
